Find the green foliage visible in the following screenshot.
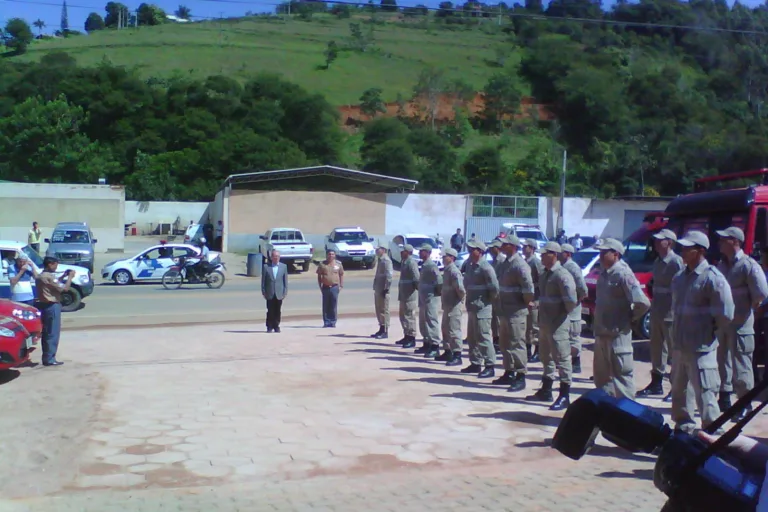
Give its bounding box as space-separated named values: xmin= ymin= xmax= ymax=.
xmin=104 ymin=2 xmax=130 ymax=28
xmin=4 ymin=18 xmax=34 ymax=54
xmin=85 ymin=13 xmax=106 ymax=33
xmin=359 ymin=88 xmax=386 ymax=118
xmin=137 ymin=3 xmax=167 ymax=26
xmin=174 ymin=5 xmax=191 ymax=20
xmin=380 ymin=0 xmax=398 ymax=13
xmin=324 ymin=40 xmax=339 ymax=69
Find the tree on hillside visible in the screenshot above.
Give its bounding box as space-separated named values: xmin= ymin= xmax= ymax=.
xmin=175 ymin=5 xmax=191 ymax=19
xmin=85 ymin=13 xmax=106 ymax=33
xmin=462 ymin=146 xmax=508 ymax=193
xmin=324 ymin=41 xmax=339 ymax=69
xmin=481 ymin=72 xmax=522 ymax=132
xmin=413 ymin=67 xmax=446 ymax=131
xmin=360 ymin=88 xmax=386 ymax=118
xmin=436 ymin=1 xmax=454 ymax=17
xmin=105 ymin=2 xmax=130 ymax=28
xmin=348 ymin=22 xmax=374 ymax=52
xmin=137 ymin=3 xmax=167 ymax=26
xmin=381 ymin=0 xmax=398 ymax=12
xmin=33 ymin=19 xmax=46 ymax=37
xmin=3 ymin=18 xmax=34 ymax=54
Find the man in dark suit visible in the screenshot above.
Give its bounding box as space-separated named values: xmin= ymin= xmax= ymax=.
xmin=261 ymin=249 xmax=288 ymax=333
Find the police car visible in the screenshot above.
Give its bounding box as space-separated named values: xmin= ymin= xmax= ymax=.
xmin=101 ymin=243 xmax=214 ymax=285
xmin=0 ymin=240 xmax=94 ymax=312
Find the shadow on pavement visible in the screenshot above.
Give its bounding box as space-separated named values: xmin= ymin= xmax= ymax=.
xmin=323 ymin=334 xmax=370 ymax=339
xmin=588 ymin=444 xmax=657 ymax=463
xmin=0 ymin=370 xmax=21 ymax=386
xmin=469 ymin=410 xmax=562 ymax=427
xmin=370 ymin=355 xmax=434 ymax=364
xmin=597 ymin=469 xmax=655 ymax=480
xmin=348 ymin=347 xmax=405 ymax=356
xmin=432 ymin=391 xmax=518 ymax=404
xmin=384 ymin=367 xmax=460 ymax=376
xmin=224 ymin=330 xmax=264 ymax=334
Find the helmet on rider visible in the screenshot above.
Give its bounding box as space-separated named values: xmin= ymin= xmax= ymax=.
xmin=199 ymin=237 xmax=207 ymax=246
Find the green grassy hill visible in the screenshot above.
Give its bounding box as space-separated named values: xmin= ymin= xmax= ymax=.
xmin=13 ymin=14 xmax=516 ymax=106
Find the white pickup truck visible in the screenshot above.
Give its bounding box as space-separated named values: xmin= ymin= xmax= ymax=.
xmin=324 ymin=227 xmax=376 ymax=269
xmin=259 ymin=228 xmax=314 ymax=272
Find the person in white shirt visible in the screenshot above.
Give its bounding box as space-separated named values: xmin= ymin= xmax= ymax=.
xmin=9 ymin=253 xmax=38 ymax=305
xmin=572 ymin=234 xmax=584 ymax=250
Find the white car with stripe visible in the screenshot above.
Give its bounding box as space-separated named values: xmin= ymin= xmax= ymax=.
xmin=101 ymin=244 xmax=216 ymax=285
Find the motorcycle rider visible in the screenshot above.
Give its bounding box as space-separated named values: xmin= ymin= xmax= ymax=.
xmin=189 ymin=237 xmax=210 ymax=281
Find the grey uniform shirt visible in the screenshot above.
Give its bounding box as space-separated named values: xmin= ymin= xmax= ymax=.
xmin=717 ymin=250 xmax=768 ymax=335
xmin=373 ymin=254 xmax=393 ymax=292
xmin=561 ymin=258 xmax=588 ymax=321
xmin=672 ymin=260 xmax=734 ymax=352
xmin=526 ymin=254 xmax=544 ymax=302
xmin=419 ymin=260 xmax=443 ymax=300
xmin=398 ymin=256 xmax=420 ymax=302
xmin=441 ymin=261 xmax=465 ymax=314
xmin=539 ymin=261 xmax=578 ymax=327
xmin=650 ymin=251 xmax=685 ymax=322
xmin=463 ymin=259 xmax=500 ymax=318
xmin=498 ymin=252 xmax=534 ymax=319
xmin=594 ymin=259 xmax=651 ymax=337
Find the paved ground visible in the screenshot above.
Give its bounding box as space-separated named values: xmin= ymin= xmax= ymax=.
xmin=8 ymin=317 xmax=768 ymax=511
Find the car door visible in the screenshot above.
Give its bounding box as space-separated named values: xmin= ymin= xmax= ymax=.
xmin=134 ymin=248 xmax=165 ymax=280
xmin=0 ymin=254 xmax=11 ymax=299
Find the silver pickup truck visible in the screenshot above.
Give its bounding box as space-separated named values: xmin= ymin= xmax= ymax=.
xmin=259 ymin=228 xmax=314 ymax=272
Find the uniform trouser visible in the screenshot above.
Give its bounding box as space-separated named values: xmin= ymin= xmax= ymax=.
xmin=540 ymin=321 xmax=572 ymax=385
xmin=717 ymin=326 xmax=754 ymax=398
xmin=399 ymin=299 xmax=417 ymax=337
xmin=671 ymin=349 xmax=721 ymax=429
xmin=526 ymin=306 xmax=539 ymax=346
xmin=491 ymin=303 xmax=499 ymax=340
xmin=321 ymin=285 xmax=339 ymax=326
xmin=442 ymin=310 xmax=463 ymax=353
xmin=649 ymin=315 xmax=673 ymax=376
xmin=418 ymin=296 xmax=441 ymax=343
xmin=40 ymin=302 xmax=62 ymax=365
xmin=594 ymin=333 xmax=635 ymax=399
xmin=374 ymin=290 xmax=390 ymax=328
xmin=467 ymin=312 xmax=495 ymax=366
xmin=498 ymin=314 xmax=528 ymax=373
xmin=569 ymin=319 xmax=581 ymax=357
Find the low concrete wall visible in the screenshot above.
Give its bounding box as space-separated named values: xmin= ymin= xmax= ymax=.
xmin=0 ymin=183 xmax=125 ymax=253
xmin=543 ymin=197 xmax=671 ymax=239
xmin=125 ymin=201 xmax=210 ymax=235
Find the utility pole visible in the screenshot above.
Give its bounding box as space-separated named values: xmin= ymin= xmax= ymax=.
xmin=558 ymin=149 xmax=567 ymax=233
xmin=118 ymin=9 xmax=122 ymax=29
xmin=135 ymin=9 xmax=139 ymax=27
xmin=497 ymin=3 xmax=501 ymax=26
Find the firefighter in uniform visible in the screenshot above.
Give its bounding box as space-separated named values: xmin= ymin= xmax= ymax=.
xmin=439 ymin=248 xmax=465 ymax=366
xmin=715 ymin=227 xmax=768 ymax=421
xmin=371 ymin=244 xmax=393 ymax=339
xmin=396 ymin=244 xmax=420 ymax=349
xmin=526 ymin=242 xmax=578 ymax=410
xmin=461 ymin=240 xmax=500 ymax=378
xmin=416 ymin=243 xmax=443 ymax=358
xmin=671 ymin=230 xmax=734 ymax=433
xmin=593 ymin=238 xmax=651 ymax=399
xmin=489 ymin=239 xmax=507 ymax=353
xmin=494 ymin=235 xmax=534 ymax=392
xmin=523 ymin=239 xmax=544 ymax=363
xmin=559 ymin=243 xmax=588 ymax=374
xmin=637 ymin=229 xmax=684 ymax=400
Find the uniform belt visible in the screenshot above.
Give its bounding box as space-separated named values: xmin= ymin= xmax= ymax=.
xmin=499 ymin=286 xmax=523 ymax=292
xmin=466 ymin=284 xmax=490 ymax=291
xmin=322 ymin=284 xmax=338 ymax=288
xmin=540 ymin=296 xmax=572 ymax=304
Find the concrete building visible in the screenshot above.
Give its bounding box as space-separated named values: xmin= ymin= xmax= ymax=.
xmin=0 ymin=182 xmax=125 ymax=253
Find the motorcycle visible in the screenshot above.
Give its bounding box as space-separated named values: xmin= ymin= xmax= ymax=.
xmin=161 ymin=254 xmax=226 ymax=290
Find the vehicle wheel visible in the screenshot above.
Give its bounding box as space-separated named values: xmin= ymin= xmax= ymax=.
xmin=206 ymin=271 xmax=226 ymax=289
xmin=60 ymin=288 xmax=82 ymax=312
xmin=365 ymin=261 xmax=374 ymax=270
xmin=633 ymin=310 xmax=651 ymax=339
xmin=302 ymin=261 xmax=310 ymax=272
xmin=113 ymin=269 xmax=132 ymax=285
xmin=162 ymin=270 xmax=183 ymax=290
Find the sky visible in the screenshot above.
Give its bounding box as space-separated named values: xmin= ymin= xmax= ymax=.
xmin=1 ymin=0 xmax=765 ymax=37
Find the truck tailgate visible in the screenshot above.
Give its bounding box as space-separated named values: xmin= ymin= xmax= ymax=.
xmin=269 ymin=241 xmax=312 ymax=258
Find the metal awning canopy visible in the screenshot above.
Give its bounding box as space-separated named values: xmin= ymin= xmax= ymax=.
xmin=222 ymin=165 xmax=418 ymax=192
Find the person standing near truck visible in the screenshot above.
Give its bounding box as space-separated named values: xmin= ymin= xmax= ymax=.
xmin=523 ymin=239 xmax=543 ymax=363
xmin=397 ymin=244 xmax=420 ymax=349
xmin=439 ymin=248 xmax=465 ymax=366
xmin=416 ymin=243 xmax=442 ymax=358
xmin=371 ymin=244 xmax=393 ymax=340
xmin=28 ymin=222 xmax=42 ymax=254
xmin=317 ymin=250 xmax=344 ymax=328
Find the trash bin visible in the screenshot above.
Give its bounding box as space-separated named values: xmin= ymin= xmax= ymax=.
xmin=246 ymin=253 xmax=263 ymax=277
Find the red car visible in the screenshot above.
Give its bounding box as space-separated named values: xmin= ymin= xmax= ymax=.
xmin=582 ymin=213 xmax=668 ymax=339
xmin=0 ymin=299 xmax=42 ymax=343
xmin=0 ymin=315 xmax=36 ymax=371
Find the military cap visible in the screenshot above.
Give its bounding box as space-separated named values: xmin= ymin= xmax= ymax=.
xmin=402 ymin=244 xmax=414 ymax=253
xmin=523 ymin=238 xmax=538 ymax=248
xmin=466 ymin=239 xmax=487 ymax=252
xmin=561 ymin=243 xmax=576 ymax=254
xmin=377 ymin=242 xmax=388 ymax=250
xmin=677 ymin=231 xmax=710 ymax=250
xmin=443 ymin=248 xmax=458 ymax=258
xmin=652 ymin=229 xmax=677 ymax=242
xmin=594 ymin=238 xmax=626 ymax=255
xmin=489 ymin=239 xmax=503 ymax=249
xmin=502 ymin=234 xmax=520 ymax=246
xmin=539 ymin=241 xmax=563 ymax=254
xmin=715 ymin=226 xmax=745 ymax=243
xmin=418 ymin=243 xmax=433 ymax=252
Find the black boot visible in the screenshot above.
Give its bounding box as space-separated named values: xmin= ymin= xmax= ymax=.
xmin=493 ymin=336 xmax=501 ymax=354
xmin=371 ymin=326 xmax=384 ymax=338
xmin=529 ymin=346 xmax=541 ymax=363
xmin=637 ymin=372 xmax=664 ymax=397
xmin=424 ymin=344 xmax=440 ymax=358
xmin=435 ymin=350 xmax=452 ymax=362
xmin=572 ymin=356 xmax=582 ymax=374
xmin=525 ymin=378 xmax=553 ymax=401
xmin=718 ymin=392 xmax=731 ymax=414
xmin=375 ymin=329 xmax=388 ymax=339
xmin=550 ymin=383 xmax=570 ymax=411
xmin=396 ymin=336 xmax=407 ymax=345
xmin=478 ymin=366 xmax=495 ymax=378
xmin=446 ymin=352 xmax=463 ymax=367
xmin=492 ymin=371 xmax=514 ymax=385
xmin=402 ymin=336 xmax=416 ymax=349
xmin=732 ymin=404 xmax=753 ymax=423
xmin=663 ymin=391 xmax=672 ymax=403
xmin=526 ymin=344 xmax=532 ymax=360
xmin=460 ymin=363 xmax=482 ymax=373
xmin=507 ymin=373 xmax=526 ymax=392
xmin=415 ymin=342 xmax=429 ymax=354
